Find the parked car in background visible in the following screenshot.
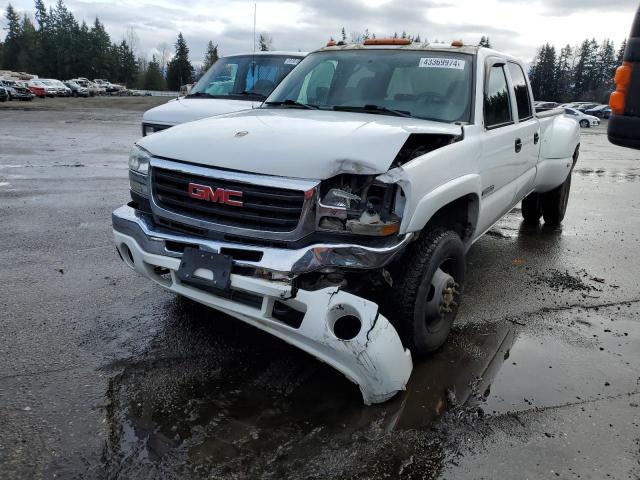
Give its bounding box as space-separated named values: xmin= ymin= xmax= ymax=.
xmin=75 ymin=77 xmax=102 ymax=96
xmin=575 ymin=103 xmax=599 ymax=112
xmin=28 ymin=79 xmax=55 ymax=97
xmin=142 ymin=51 xmax=307 ymax=136
xmin=40 ymin=79 xmax=66 ymax=96
xmin=51 ymin=79 xmax=72 ymax=96
xmin=0 ymin=85 xmax=8 ymax=102
xmin=534 ymin=101 xmax=559 ymax=112
xmin=7 ymin=80 xmax=34 ymax=101
xmin=564 ymin=107 xmax=600 ymax=127
xmin=64 ymin=80 xmax=90 ymax=97
xmin=0 ymin=79 xmax=18 ymax=99
xmin=585 ymin=105 xmax=611 ymax=118
xmin=94 ymin=79 xmax=123 ymax=94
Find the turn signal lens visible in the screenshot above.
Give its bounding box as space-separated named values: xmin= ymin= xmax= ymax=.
xmin=610 ymin=62 xmax=633 ymax=115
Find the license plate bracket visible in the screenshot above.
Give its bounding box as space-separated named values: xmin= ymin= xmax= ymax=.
xmin=176 ymin=247 xmax=232 ymax=291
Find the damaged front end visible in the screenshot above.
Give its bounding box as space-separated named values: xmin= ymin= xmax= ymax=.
xmin=112 ymin=201 xmax=413 ymax=405
xmin=112 ymin=131 xmax=466 ymax=404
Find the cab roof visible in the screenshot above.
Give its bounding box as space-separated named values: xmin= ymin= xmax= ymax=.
xmin=225 ymin=51 xmax=308 ymax=58
xmin=314 ymin=42 xmax=524 ymax=65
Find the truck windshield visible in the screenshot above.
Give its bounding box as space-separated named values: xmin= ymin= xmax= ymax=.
xmin=188 ymin=55 xmax=303 ymax=101
xmin=265 ymin=50 xmax=473 ymax=123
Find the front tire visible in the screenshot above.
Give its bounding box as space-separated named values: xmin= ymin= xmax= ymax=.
xmin=388 ymin=228 xmax=465 ymax=356
xmin=580 ymin=119 xmax=589 ymax=128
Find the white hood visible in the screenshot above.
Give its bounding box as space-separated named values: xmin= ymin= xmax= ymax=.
xmin=142 ymin=97 xmax=257 ymax=126
xmin=138 ymin=109 xmax=463 ymax=180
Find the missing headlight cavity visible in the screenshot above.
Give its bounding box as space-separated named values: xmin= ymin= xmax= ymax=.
xmin=393 ymin=133 xmax=462 ymax=166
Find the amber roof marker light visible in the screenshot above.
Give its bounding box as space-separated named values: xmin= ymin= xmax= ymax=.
xmin=363 ymin=38 xmax=412 ymax=46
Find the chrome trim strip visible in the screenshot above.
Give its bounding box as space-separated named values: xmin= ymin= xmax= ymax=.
xmin=113 ymin=204 xmax=413 ymax=275
xmin=150 ymin=157 xmax=319 ymax=191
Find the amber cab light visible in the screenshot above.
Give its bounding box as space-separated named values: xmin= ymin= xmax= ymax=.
xmin=451 ymin=40 xmax=464 ymax=47
xmin=610 ymin=62 xmax=633 ymax=115
xmin=326 ymin=40 xmax=337 ymax=47
xmin=363 ymin=38 xmax=411 ymax=46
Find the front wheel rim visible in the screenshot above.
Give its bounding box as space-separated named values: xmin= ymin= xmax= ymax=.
xmin=424 ymin=265 xmax=460 ymax=330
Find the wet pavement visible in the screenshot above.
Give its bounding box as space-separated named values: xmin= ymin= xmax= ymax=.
xmin=1 ymin=100 xmax=639 ymax=479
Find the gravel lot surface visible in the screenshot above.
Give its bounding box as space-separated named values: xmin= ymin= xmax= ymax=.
xmin=1 ymin=97 xmax=639 ymax=479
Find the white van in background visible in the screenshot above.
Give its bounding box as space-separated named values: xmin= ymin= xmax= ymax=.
xmin=141 ymin=51 xmax=307 ymax=136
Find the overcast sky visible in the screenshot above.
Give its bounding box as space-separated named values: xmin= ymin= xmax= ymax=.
xmin=2 ymin=0 xmax=638 ymax=64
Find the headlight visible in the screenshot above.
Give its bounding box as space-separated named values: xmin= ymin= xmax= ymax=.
xmin=317 ymin=175 xmax=402 ymax=237
xmin=128 ymin=144 xmax=150 ymax=174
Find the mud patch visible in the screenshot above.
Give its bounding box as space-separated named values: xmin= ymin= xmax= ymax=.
xmin=529 ymin=269 xmax=601 ymax=294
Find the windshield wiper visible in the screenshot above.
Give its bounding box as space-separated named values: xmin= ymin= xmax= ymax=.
xmin=237 ymin=91 xmax=268 ymax=100
xmin=264 ymin=99 xmax=320 ymax=110
xmin=185 ymin=91 xmax=214 ymax=98
xmin=333 ymin=104 xmax=413 ymax=118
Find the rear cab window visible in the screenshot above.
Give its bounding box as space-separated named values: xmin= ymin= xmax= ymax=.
xmin=507 ymin=62 xmax=533 ymax=121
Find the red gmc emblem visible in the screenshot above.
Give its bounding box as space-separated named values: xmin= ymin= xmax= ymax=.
xmin=187 ymin=182 xmax=244 ymax=207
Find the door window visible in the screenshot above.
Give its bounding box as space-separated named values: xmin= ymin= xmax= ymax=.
xmin=508 ymin=63 xmax=533 ymax=120
xmin=484 ymin=65 xmax=512 ymax=128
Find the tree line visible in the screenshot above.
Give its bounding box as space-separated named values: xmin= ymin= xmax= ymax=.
xmin=529 ymin=38 xmax=626 ymax=103
xmin=0 ymin=0 xmax=224 ymax=90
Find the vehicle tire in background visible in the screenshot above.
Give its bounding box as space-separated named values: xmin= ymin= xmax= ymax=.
xmin=521 ymin=192 xmax=542 ymax=223
xmin=580 ymin=119 xmax=589 ymax=128
xmin=541 ymin=173 xmax=572 ymax=225
xmin=388 ymin=228 xmax=465 ymax=356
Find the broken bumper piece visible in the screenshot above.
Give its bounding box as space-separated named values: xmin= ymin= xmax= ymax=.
xmin=113 ymin=223 xmax=413 ymax=405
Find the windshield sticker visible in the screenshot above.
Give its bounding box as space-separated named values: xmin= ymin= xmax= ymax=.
xmin=284 ymin=58 xmax=301 ymax=65
xmin=419 ymin=57 xmax=466 ymax=70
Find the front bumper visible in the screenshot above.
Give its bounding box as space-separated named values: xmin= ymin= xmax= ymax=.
xmin=113 ymin=205 xmax=413 ymax=275
xmin=113 ymin=206 xmax=413 ymax=404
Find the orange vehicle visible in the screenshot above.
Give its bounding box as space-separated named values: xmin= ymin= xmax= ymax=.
xmin=608 ymin=6 xmax=640 ymax=149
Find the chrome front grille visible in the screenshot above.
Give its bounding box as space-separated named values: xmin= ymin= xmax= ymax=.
xmin=152 ymin=166 xmax=307 ymax=233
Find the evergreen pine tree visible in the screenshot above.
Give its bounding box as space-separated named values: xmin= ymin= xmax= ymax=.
xmin=166 ymin=32 xmax=194 ymax=90
xmin=341 ymin=27 xmax=346 ymax=42
xmin=144 ymin=55 xmax=166 ymax=90
xmin=479 ymin=36 xmax=491 ymax=48
xmin=203 ymin=41 xmax=219 ymax=70
xmin=17 ymin=15 xmax=38 ymax=72
xmin=258 ymin=33 xmax=272 ymax=51
xmin=529 ymin=43 xmax=557 ymax=100
xmin=617 ymin=38 xmax=627 ymax=64
xmin=555 ymin=44 xmax=574 ymax=102
xmin=3 ymin=4 xmax=22 ymax=70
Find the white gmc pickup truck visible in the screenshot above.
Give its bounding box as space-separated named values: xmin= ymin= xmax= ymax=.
xmin=113 ymin=40 xmax=580 ymax=404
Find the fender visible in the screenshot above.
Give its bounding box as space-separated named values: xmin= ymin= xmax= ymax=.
xmin=403 ymin=174 xmax=482 ymax=236
xmin=539 ymin=114 xmax=581 ymax=160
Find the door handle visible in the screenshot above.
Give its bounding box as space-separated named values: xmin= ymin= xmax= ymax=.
xmin=515 ymin=138 xmax=522 ymax=153
xmin=534 ymin=132 xmax=540 ymax=144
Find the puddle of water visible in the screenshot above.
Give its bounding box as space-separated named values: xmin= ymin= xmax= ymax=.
xmin=480 ymin=307 xmax=640 ymax=415
xmin=99 ymin=298 xmax=640 ymax=478
xmin=574 ymin=167 xmax=640 ymax=183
